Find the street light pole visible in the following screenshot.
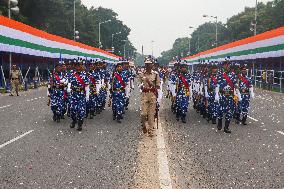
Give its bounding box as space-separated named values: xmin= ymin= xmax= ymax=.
xmin=254 ymin=0 xmax=258 ymax=36
xmin=151 ymin=40 xmax=155 ymax=57
xmin=8 ymin=0 xmax=11 ymax=18
xmin=8 ymin=0 xmax=11 ymax=75
xmin=111 ymin=31 xmax=122 ymax=49
xmin=7 ymin=0 xmax=20 ymax=75
xmin=122 ymin=40 xmax=127 ymax=59
xmin=111 ymin=34 xmax=114 ymax=48
xmin=253 ymin=0 xmax=258 ymax=87
xmin=73 ymin=0 xmax=76 ymax=41
xmin=124 ymin=43 xmax=126 ymax=59
xmin=99 ymin=20 xmax=111 ymax=49
xmin=215 ymin=16 xmax=218 ymax=46
xmin=203 ymin=15 xmax=218 ymax=46
xmin=188 ymin=26 xmax=194 ymax=56
xmin=99 ymin=23 xmax=101 ymax=48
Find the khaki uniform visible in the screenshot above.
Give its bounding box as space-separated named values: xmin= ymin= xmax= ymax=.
xmin=139 ymin=70 xmax=160 ymax=135
xmin=10 ymin=69 xmax=20 ymax=96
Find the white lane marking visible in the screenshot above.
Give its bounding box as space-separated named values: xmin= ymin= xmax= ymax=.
xmin=277 ymin=131 xmax=284 ymax=136
xmin=156 ymin=120 xmax=173 ymax=189
xmin=0 ymin=104 xmax=12 ymax=109
xmin=248 ymin=116 xmax=259 ymax=122
xmin=0 ymin=130 xmax=34 ymax=149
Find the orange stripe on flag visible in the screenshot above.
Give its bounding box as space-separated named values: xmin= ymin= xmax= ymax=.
xmin=182 ymin=26 xmax=284 ymax=60
xmin=0 ymin=16 xmax=120 ymax=59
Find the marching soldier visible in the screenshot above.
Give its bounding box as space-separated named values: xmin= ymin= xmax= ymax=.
xmin=67 ymin=60 xmax=90 ymax=131
xmin=122 ymin=60 xmax=131 ymax=111
xmin=48 ymin=62 xmax=67 ymax=123
xmin=86 ymin=60 xmax=101 ymax=119
xmin=236 ymin=65 xmax=255 ymax=125
xmin=207 ymin=64 xmax=219 ymax=124
xmin=139 ymin=58 xmax=160 ymax=137
xmin=109 ymin=62 xmax=127 ymax=123
xmin=98 ymin=60 xmax=109 ymax=112
xmin=174 ymin=62 xmax=192 ymax=123
xmin=9 ymin=64 xmax=21 ymax=96
xmin=215 ymin=61 xmax=242 ymax=133
xmin=169 ymin=64 xmax=178 ymax=113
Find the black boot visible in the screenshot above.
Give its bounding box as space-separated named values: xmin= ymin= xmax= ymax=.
xmin=181 ymin=115 xmax=186 ymax=123
xmin=70 ymin=119 xmax=76 ymax=128
xmin=53 ymin=112 xmax=57 ymax=122
xmin=203 ymin=110 xmax=207 ymax=119
xmin=56 ymin=113 xmax=60 ymax=123
xmin=85 ymin=108 xmax=89 ymax=118
xmin=207 ymin=113 xmax=211 ymax=123
xmin=212 ymin=116 xmax=217 ymax=124
xmin=97 ymin=107 xmax=101 ymax=114
xmin=113 ymin=111 xmax=116 ymax=120
xmin=102 ymin=101 xmax=106 ymax=110
xmin=77 ymin=120 xmax=83 ymax=131
xmin=117 ymin=114 xmax=122 ymax=123
xmin=242 ymin=115 xmax=247 ymax=125
xmin=200 ymin=106 xmax=204 ymax=116
xmin=224 ymin=120 xmax=232 ymax=133
xmin=217 ymin=119 xmax=222 ymax=130
xmin=176 ymin=109 xmax=180 ymax=121
xmin=235 ymin=113 xmax=241 ymax=124
xmin=67 ymin=107 xmax=70 ymax=117
xmin=89 ymin=110 xmax=94 ymax=119
xmin=196 ymin=104 xmax=200 ymax=113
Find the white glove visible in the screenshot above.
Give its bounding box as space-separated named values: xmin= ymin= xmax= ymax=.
xmin=249 ymin=87 xmax=255 ymax=99
xmin=67 ymin=83 xmax=71 ymax=93
xmin=85 ymin=85 xmax=90 ymax=101
xmin=60 ymin=79 xmax=67 ymax=85
xmin=96 ymin=82 xmax=100 ymax=94
xmin=236 ymin=89 xmax=242 ymax=102
xmin=190 ymin=85 xmax=193 ymax=99
xmin=199 ymin=83 xmax=203 ymax=95
xmin=214 ymin=85 xmax=220 ymax=102
xmin=205 ymin=86 xmax=209 ymax=98
xmin=47 ymin=84 xmax=51 ymax=96
xmin=97 ymin=82 xmax=102 ymax=92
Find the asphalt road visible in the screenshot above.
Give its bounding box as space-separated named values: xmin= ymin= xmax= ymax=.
xmin=0 ymin=87 xmax=283 ymax=189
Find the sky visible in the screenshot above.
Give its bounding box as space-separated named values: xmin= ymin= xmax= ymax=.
xmin=81 ymin=0 xmax=271 ymax=57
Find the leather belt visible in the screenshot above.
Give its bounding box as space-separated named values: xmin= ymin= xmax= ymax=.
xmin=71 ymin=87 xmax=85 ymax=92
xmin=113 ymin=88 xmax=125 ymax=92
xmin=142 ymin=88 xmax=157 ymax=93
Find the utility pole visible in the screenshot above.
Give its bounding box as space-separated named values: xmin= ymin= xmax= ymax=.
xmin=254 ymin=0 xmax=258 ymax=36
xmin=151 ymin=40 xmax=155 ymax=57
xmin=7 ymin=0 xmax=20 ymax=75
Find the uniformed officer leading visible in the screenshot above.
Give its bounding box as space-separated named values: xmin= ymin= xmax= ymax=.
xmin=139 ymin=58 xmax=160 ymax=137
xmin=9 ymin=65 xmax=21 ymax=96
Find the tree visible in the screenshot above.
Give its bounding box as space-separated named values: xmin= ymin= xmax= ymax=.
xmin=1 ymin=0 xmax=136 ymax=57
xmin=160 ymin=0 xmax=284 ymax=65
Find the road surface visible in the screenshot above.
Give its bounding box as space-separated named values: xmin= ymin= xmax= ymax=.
xmin=0 ymin=87 xmax=283 ymax=189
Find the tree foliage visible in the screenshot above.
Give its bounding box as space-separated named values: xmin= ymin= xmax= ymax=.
xmin=0 ymin=0 xmax=136 ymax=58
xmin=160 ymin=0 xmax=284 ymax=65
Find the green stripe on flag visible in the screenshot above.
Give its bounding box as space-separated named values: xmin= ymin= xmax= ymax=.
xmin=185 ymin=43 xmax=284 ymax=63
xmin=0 ymin=35 xmax=117 ymax=61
